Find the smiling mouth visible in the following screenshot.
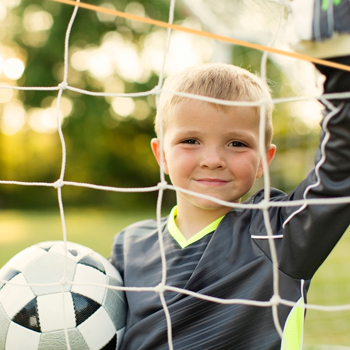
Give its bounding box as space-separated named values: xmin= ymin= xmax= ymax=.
xmin=196 ymin=178 xmax=230 ymax=186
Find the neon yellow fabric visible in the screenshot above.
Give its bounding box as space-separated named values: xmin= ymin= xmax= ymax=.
xmin=322 ymin=0 xmax=341 ymax=11
xmin=281 ymin=297 xmax=305 ymax=350
xmin=167 ymin=206 xmax=224 ymax=248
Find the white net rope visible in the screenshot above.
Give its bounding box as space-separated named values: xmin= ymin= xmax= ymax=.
xmin=1 ymin=0 xmax=350 ymax=349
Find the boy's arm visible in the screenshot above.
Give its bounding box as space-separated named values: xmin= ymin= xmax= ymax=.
xmin=265 ymin=0 xmax=350 ymax=279
xmin=278 ymin=54 xmax=350 ymax=280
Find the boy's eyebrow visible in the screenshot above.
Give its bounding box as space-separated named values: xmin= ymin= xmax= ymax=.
xmin=174 ymin=128 xmax=258 ymax=139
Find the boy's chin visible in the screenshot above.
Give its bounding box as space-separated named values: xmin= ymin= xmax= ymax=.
xmin=178 ymin=193 xmax=241 ymax=213
xmin=190 ymin=198 xmax=238 ymax=212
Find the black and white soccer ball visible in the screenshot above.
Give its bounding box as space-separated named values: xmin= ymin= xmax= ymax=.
xmin=0 ymin=241 xmax=126 ymax=350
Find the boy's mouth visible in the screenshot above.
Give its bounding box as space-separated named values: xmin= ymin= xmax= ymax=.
xmin=196 ymin=178 xmax=230 ymax=186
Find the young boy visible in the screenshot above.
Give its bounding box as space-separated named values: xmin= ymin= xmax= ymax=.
xmin=110 ymin=2 xmax=350 ymax=349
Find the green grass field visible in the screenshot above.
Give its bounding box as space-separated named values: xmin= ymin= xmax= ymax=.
xmin=0 ymin=209 xmax=349 ymax=348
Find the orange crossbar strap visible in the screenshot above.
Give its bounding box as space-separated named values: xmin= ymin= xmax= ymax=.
xmin=51 ymin=0 xmax=350 ymax=72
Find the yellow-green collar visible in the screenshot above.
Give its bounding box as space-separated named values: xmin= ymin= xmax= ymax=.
xmin=167 ymin=206 xmax=224 ymax=248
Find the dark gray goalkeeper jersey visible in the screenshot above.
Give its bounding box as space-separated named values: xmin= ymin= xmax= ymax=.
xmin=110 ymin=57 xmax=350 ymax=350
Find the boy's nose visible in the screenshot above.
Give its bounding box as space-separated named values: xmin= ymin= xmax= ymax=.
xmin=200 ymin=147 xmax=226 ymax=169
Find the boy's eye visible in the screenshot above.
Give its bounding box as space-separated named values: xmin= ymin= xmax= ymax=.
xmin=229 ymin=141 xmax=247 ymax=147
xmin=181 ymin=139 xmax=198 ymax=144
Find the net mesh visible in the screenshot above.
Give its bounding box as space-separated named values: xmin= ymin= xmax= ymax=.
xmin=1 ymin=0 xmax=350 ymax=349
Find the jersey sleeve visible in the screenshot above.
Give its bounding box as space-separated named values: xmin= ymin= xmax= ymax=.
xmin=274 ymin=56 xmax=350 ymax=279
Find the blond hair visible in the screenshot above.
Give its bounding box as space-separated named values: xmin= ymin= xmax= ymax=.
xmin=155 ymin=63 xmax=274 ymax=146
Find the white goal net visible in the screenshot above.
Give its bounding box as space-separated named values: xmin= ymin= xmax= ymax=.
xmin=1 ymin=0 xmax=350 ymax=349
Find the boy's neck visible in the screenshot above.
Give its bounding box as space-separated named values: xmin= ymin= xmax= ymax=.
xmin=175 ymin=202 xmax=231 ymax=240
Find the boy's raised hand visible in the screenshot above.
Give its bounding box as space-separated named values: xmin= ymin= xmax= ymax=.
xmin=290 ymin=0 xmax=350 ymax=58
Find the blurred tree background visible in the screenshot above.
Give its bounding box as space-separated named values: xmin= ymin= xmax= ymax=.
xmin=0 ymin=0 xmax=322 ymax=211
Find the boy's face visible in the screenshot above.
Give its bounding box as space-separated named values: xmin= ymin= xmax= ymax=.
xmin=151 ymin=99 xmax=276 ymax=213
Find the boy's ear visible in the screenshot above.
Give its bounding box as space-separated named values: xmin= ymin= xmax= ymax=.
xmin=151 ymin=138 xmax=169 ymax=174
xmin=256 ymin=144 xmax=277 ymax=179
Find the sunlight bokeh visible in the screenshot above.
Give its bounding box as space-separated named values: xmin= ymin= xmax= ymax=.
xmin=0 ymin=86 xmax=13 ymax=103
xmin=3 ymin=58 xmax=24 ymax=80
xmin=1 ymin=99 xmax=27 ymax=135
xmin=23 ymin=6 xmax=53 ymax=32
xmin=111 ymin=97 xmax=135 ymax=118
